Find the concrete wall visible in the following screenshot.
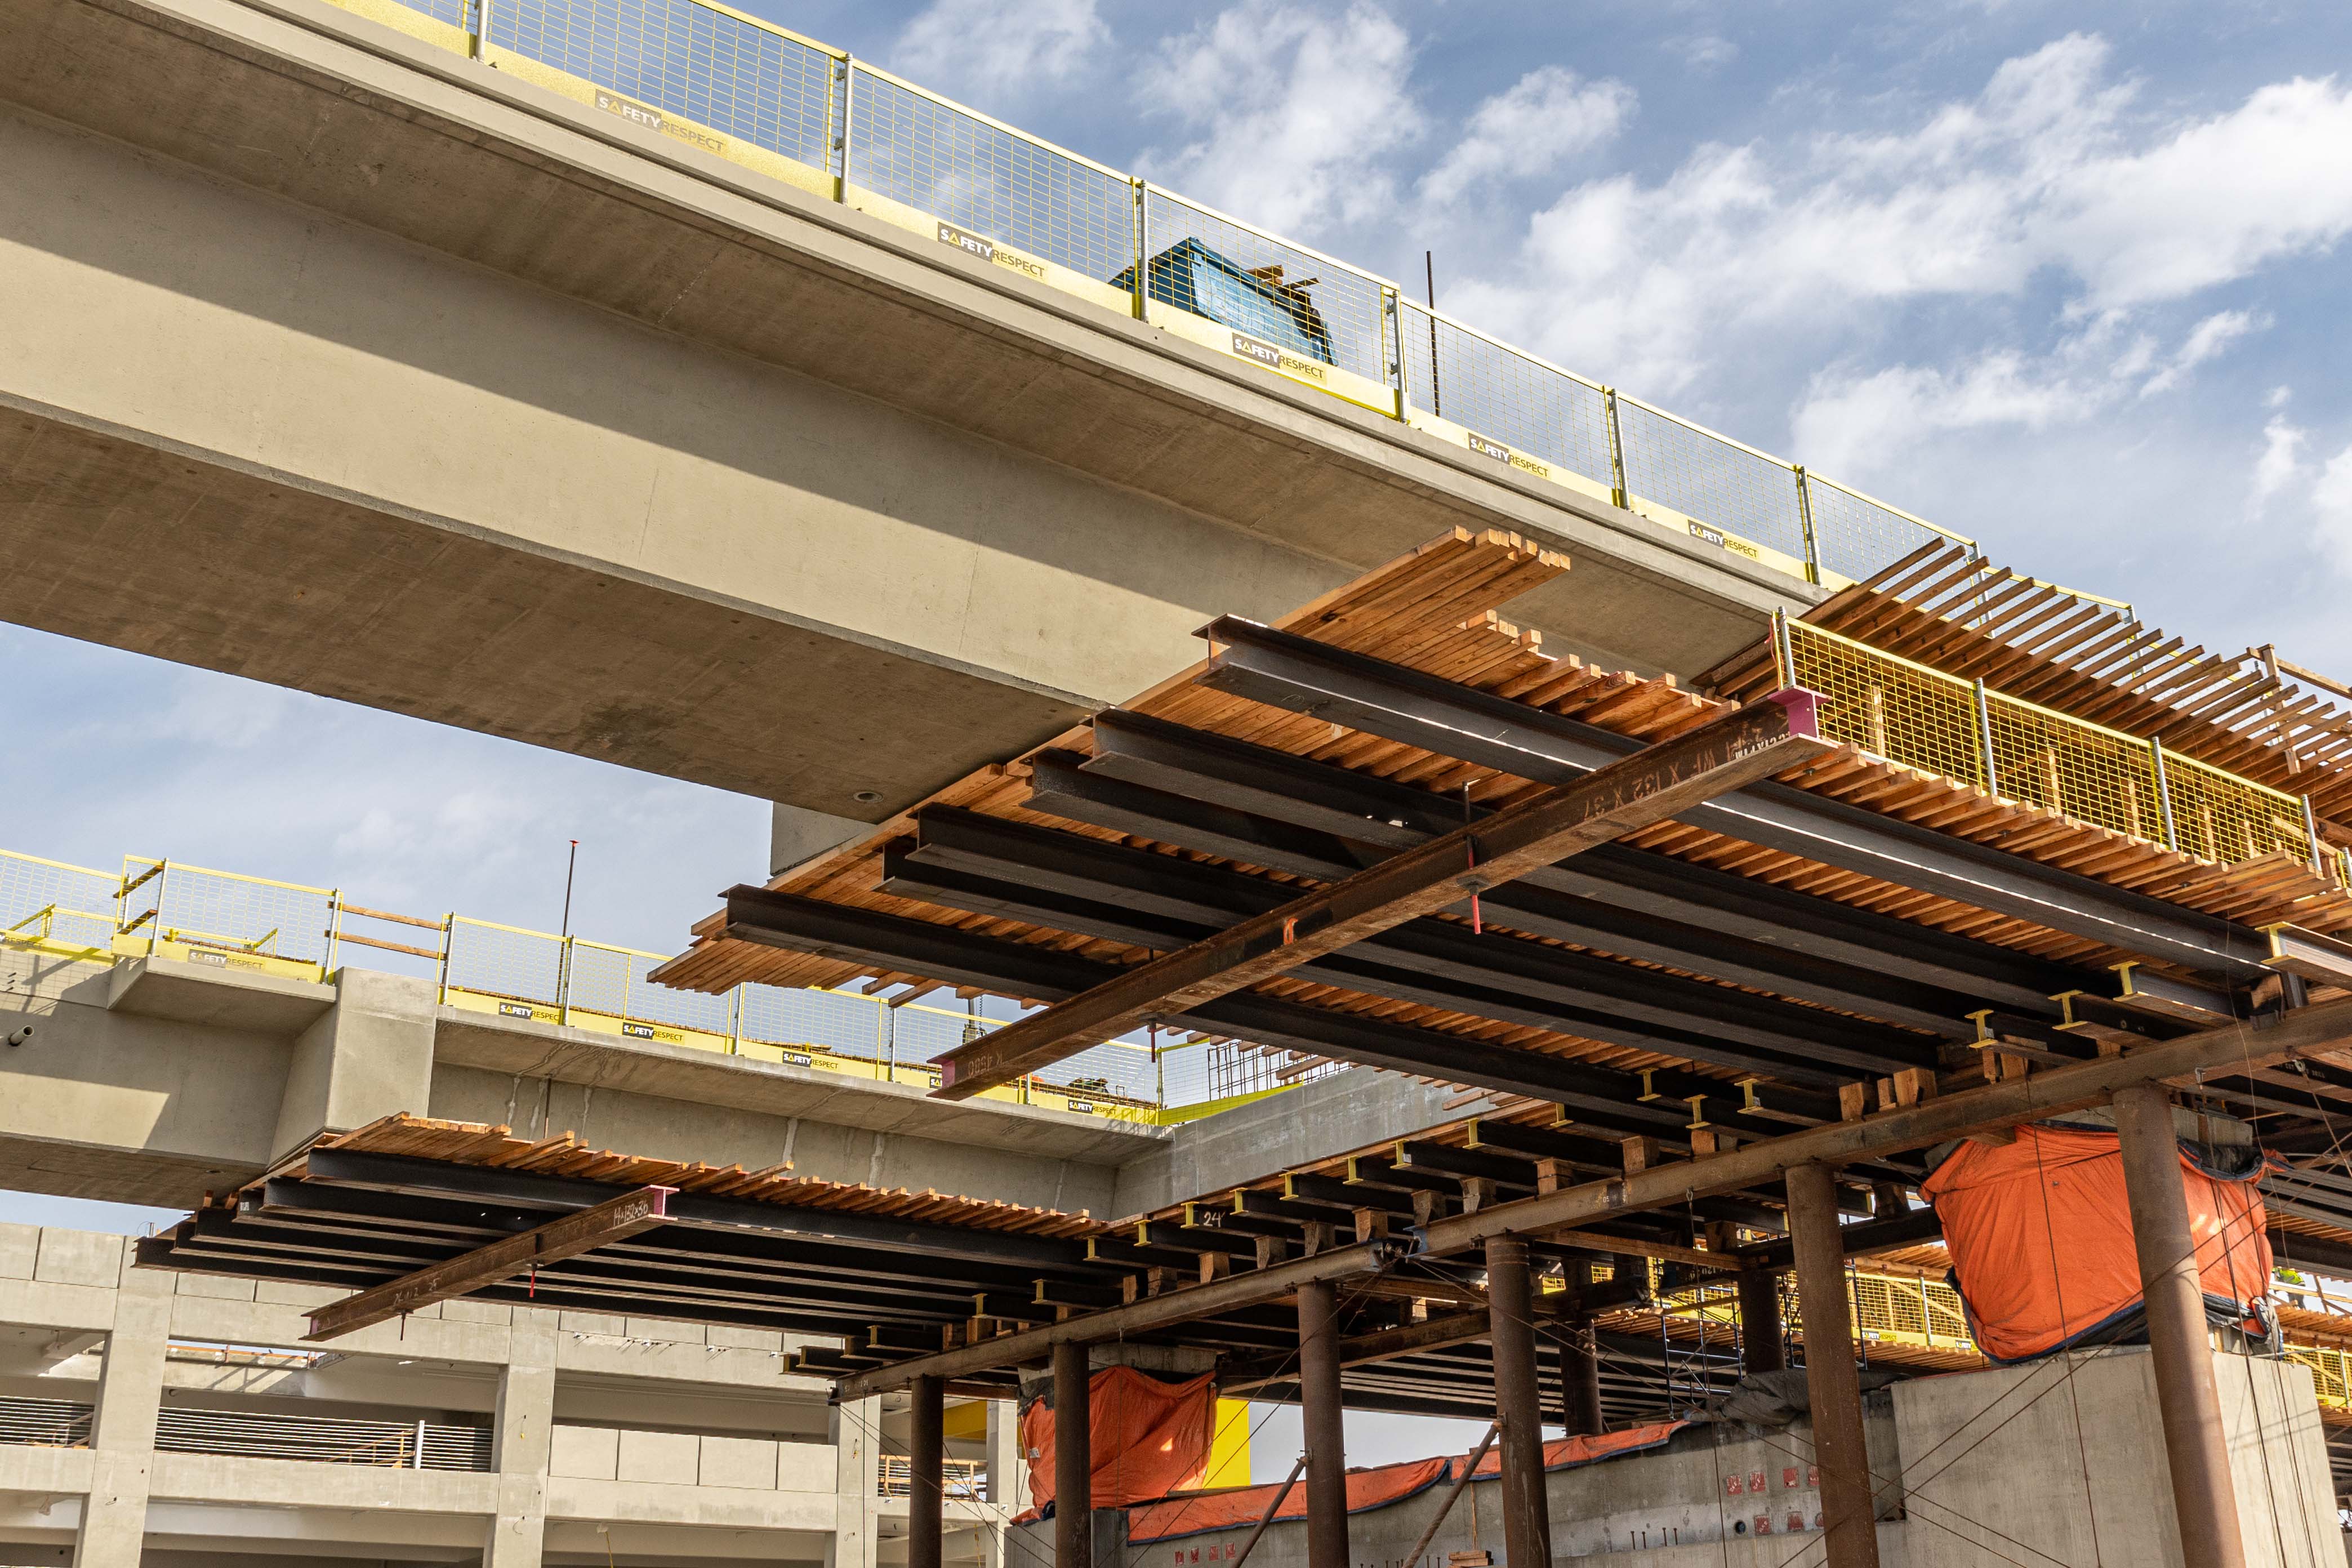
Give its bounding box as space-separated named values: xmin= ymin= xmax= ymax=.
xmin=0 ymin=0 xmax=1814 ymax=828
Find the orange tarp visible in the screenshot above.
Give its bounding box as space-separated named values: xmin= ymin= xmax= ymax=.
xmin=1125 ymin=1420 xmax=1687 ymax=1543
xmin=1024 ymin=1367 xmax=1218 ymax=1512
xmin=1920 ymin=1124 xmax=2270 ymax=1363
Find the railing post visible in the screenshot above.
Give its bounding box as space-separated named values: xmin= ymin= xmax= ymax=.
xmin=1602 ymin=387 xmax=1628 ymax=509
xmin=832 ymin=57 xmax=854 ymax=200
xmin=556 ymin=936 xmax=573 ymax=1027
xmin=1772 ymin=609 xmax=1797 ymax=693
xmin=434 ymin=915 xmax=453 ymax=1003
xmin=2151 ymin=739 xmax=2181 ymax=850
xmin=1130 ymin=179 xmax=1150 ymax=321
xmin=727 ymin=986 xmax=743 ymax=1055
xmin=1793 ymin=466 xmax=1822 ymax=585
xmin=2304 ymin=796 xmax=2325 ymax=877
xmin=1379 ymin=287 xmax=1404 ymax=419
xmin=414 ymin=1417 xmax=427 ymax=1469
xmin=1972 ymin=679 xmax=1999 ymax=796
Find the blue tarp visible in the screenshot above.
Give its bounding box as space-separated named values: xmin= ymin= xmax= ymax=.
xmin=1113 ymin=238 xmax=1335 ymax=365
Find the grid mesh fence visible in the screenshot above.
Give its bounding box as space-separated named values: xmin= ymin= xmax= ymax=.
xmin=0 ymin=851 xmax=118 ymax=954
xmin=1803 ymin=474 xmax=1971 ymax=583
xmin=564 ymin=941 xmax=736 ymax=1034
xmin=736 ymin=983 xmax=887 ymax=1063
xmin=1397 ymin=304 xmax=1615 ymax=493
xmin=491 ymin=0 xmax=835 ymax=169
xmin=404 ymin=0 xmax=471 ymax=34
xmin=443 ymin=918 xmax=566 ymax=1008
xmin=2163 ymin=750 xmax=2313 ymax=865
xmin=1139 ymin=189 xmax=1392 ymax=389
xmin=847 ymin=68 xmax=1133 ymax=283
xmin=1783 ymin=623 xmax=1987 ymax=787
xmin=1984 ymin=692 xmax=2167 ymax=843
xmin=1037 ymin=1039 xmax=1157 ymax=1104
xmin=122 ymin=859 xmax=335 ymax=965
xmin=1616 ymin=400 xmax=1808 ymax=565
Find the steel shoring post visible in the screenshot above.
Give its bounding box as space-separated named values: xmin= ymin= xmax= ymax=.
xmin=1485 ymin=1238 xmax=1553 ymax=1566
xmin=1787 ymin=1162 xmax=1881 ymax=1568
xmin=2113 ymin=1082 xmax=2249 ymax=1568
xmin=1736 ymin=1264 xmax=1787 ymax=1375
xmin=1562 ymin=1310 xmax=1604 ymax=1437
xmin=1296 ymin=1279 xmax=1349 ymax=1568
xmin=910 ymin=1373 xmax=945 ymax=1568
xmin=1052 ymin=1339 xmax=1092 ymax=1568
xmin=1230 ymin=1455 xmax=1306 ymax=1568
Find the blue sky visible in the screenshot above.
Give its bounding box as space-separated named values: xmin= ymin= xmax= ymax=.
xmin=8 ymin=0 xmax=2352 ymax=1462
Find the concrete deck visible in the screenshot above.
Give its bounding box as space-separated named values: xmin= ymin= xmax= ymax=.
xmin=0 ymin=0 xmax=1816 ymax=828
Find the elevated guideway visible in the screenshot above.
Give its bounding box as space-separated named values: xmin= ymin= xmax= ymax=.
xmin=0 ymin=0 xmax=1837 ymax=845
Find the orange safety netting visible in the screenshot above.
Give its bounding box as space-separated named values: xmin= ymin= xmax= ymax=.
xmin=1919 ymin=1123 xmax=2271 ymax=1364
xmin=1024 ymin=1367 xmax=1218 ymax=1512
xmin=1125 ymin=1420 xmax=1687 ymax=1543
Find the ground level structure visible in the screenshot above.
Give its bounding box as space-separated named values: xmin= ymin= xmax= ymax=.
xmin=131 ymin=531 xmax=2352 ymax=1568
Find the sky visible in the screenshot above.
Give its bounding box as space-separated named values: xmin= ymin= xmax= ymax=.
xmin=6 ymin=0 xmax=2352 ymax=1469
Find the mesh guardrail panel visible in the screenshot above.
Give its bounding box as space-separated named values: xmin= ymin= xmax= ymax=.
xmin=737 ymin=983 xmax=886 ymax=1062
xmin=2164 ymin=750 xmax=2312 ymax=865
xmin=1036 ymin=1039 xmax=1156 ymax=1103
xmin=847 ymin=68 xmax=1133 ymax=283
xmin=0 ymin=852 xmax=118 ymax=952
xmin=444 ymin=919 xmax=567 ymax=1007
xmin=123 ymin=859 xmax=335 ymax=965
xmin=1803 ymin=475 xmax=1963 ymax=582
xmin=1140 ymin=189 xmax=1391 ymax=388
xmin=1615 ymin=400 xmax=1808 ymax=564
xmin=1782 ymin=625 xmax=1986 ymax=787
xmin=1984 ymin=692 xmax=2167 ymax=841
xmin=491 ymin=0 xmax=835 ymax=167
xmin=1397 ymin=304 xmax=1615 ymax=493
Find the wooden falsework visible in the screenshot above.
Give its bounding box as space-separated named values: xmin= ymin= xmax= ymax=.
xmin=932 ymin=690 xmax=1832 ymax=1098
xmin=303 ymin=1183 xmax=674 ymax=1341
xmin=834 ymin=995 xmax=2352 ymax=1400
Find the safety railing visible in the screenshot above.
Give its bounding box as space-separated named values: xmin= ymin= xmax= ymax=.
xmin=1776 ymin=616 xmax=2336 ymax=874
xmin=311 ymin=0 xmax=1986 ymax=593
xmin=0 ymin=844 xmax=1278 ymax=1121
xmin=0 ymin=1397 xmax=94 ymax=1449
xmin=877 ymin=1453 xmax=988 ymax=1500
xmin=1655 ymin=1265 xmax=1974 ymax=1355
xmin=152 ymin=1405 xmax=493 ymax=1469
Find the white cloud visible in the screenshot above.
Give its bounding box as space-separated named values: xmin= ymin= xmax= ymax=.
xmin=2252 ymin=413 xmax=2308 ymax=507
xmin=1446 ymin=35 xmax=2352 ymax=397
xmin=1137 ymin=2 xmax=1422 ymax=238
xmin=2139 ymin=308 xmax=2267 ymax=397
xmin=894 ymin=0 xmax=1106 ymax=102
xmin=1420 ymin=68 xmax=1633 ymax=197
xmin=2314 ymin=444 xmax=2352 ymax=574
xmin=1663 ymin=34 xmax=1738 ymax=73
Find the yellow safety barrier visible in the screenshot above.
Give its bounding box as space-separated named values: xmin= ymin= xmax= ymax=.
xmin=1779 ymin=617 xmax=2322 ymax=870
xmin=291 ymin=0 xmax=1987 ymax=593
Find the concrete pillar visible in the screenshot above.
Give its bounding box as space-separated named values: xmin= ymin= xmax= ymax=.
xmin=72 ymin=1271 xmax=170 ymax=1567
xmin=1295 ymin=1280 xmax=1349 ymax=1568
xmin=1053 ymin=1341 xmax=1092 ymax=1568
xmin=269 ymin=968 xmax=436 ymax=1163
xmin=828 ymin=1396 xmax=881 ymax=1568
xmin=485 ymin=1311 xmax=556 ymax=1567
xmin=2114 ymin=1083 xmax=2249 ymax=1568
xmin=1486 ymin=1239 xmax=1554 ymax=1566
xmin=1787 ymin=1162 xmax=1879 ymax=1568
xmin=910 ymin=1375 xmax=945 ymax=1568
xmin=1738 ymin=1268 xmax=1787 ymax=1375
xmin=774 ymin=803 xmax=868 ymax=876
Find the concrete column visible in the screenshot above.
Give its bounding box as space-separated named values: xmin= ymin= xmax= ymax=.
xmin=2114 ymin=1083 xmax=2249 ymax=1568
xmin=910 ymin=1375 xmax=945 ymax=1568
xmin=983 ymin=1399 xmax=1022 ymax=1568
xmin=1052 ymin=1341 xmax=1092 ymax=1568
xmin=72 ymin=1272 xmax=170 ymax=1567
xmin=828 ymin=1396 xmax=881 ymax=1568
xmin=774 ymin=803 xmax=868 ymax=876
xmin=269 ymin=968 xmax=436 ymax=1164
xmin=1787 ymin=1162 xmax=1879 ymax=1568
xmin=1738 ymin=1268 xmax=1787 ymax=1375
xmin=1295 ymin=1280 xmax=1349 ymax=1568
xmin=1485 ymin=1239 xmax=1554 ymax=1566
xmin=485 ymin=1311 xmax=556 ymax=1567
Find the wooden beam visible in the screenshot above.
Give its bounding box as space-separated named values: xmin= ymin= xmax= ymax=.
xmin=302 ymin=1185 xmax=674 ymax=1341
xmin=934 ymin=691 xmax=1830 ymax=1098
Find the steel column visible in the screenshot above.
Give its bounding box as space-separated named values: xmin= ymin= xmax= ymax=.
xmin=1738 ymin=1268 xmax=1787 ymax=1375
xmin=910 ymin=1373 xmax=945 ymax=1568
xmin=1296 ymin=1279 xmax=1349 ymax=1568
xmin=1053 ymin=1340 xmax=1092 ymax=1568
xmin=1787 ymin=1163 xmax=1880 ymax=1568
xmin=2113 ymin=1083 xmax=2249 ymax=1568
xmin=1486 ymin=1238 xmax=1554 ymax=1565
xmin=1561 ymin=1313 xmax=1605 ymax=1436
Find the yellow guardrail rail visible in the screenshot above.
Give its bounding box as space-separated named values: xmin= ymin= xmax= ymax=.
xmin=287 ymin=0 xmax=1988 ymax=594
xmin=1777 ymin=615 xmax=2340 ymax=876
xmin=0 ymin=845 xmax=1256 ymax=1120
